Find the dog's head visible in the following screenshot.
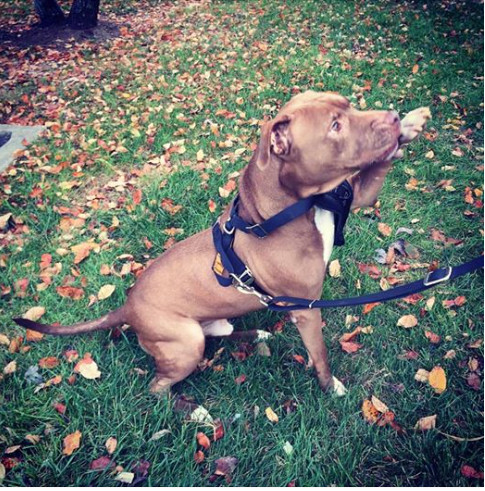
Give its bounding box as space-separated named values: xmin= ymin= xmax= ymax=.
xmin=255 ymin=90 xmax=400 ymax=197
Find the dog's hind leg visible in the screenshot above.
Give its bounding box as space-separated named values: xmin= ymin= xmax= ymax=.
xmin=137 ymin=318 xmax=205 ymax=394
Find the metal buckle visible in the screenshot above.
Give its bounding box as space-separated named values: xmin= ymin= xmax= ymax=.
xmin=230 ymin=268 xmax=273 ymax=306
xmin=423 ymin=266 xmax=452 ymax=287
xmin=246 ymin=222 xmax=268 ymax=238
xmin=230 ymin=267 xmax=254 ymax=288
xmin=222 ymin=220 xmax=235 ymax=235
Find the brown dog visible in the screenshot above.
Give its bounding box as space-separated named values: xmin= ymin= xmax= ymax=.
xmin=15 ymin=91 xmax=429 ymax=395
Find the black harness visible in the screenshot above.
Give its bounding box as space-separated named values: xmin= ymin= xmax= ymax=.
xmin=211 ymin=181 xmax=483 ymax=311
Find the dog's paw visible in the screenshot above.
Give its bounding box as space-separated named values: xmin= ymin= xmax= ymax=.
xmin=332 ymin=376 xmax=348 ymax=397
xmin=399 ymin=107 xmax=431 ymax=144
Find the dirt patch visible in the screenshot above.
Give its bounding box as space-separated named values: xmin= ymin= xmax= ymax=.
xmin=0 ymin=17 xmax=121 ymax=50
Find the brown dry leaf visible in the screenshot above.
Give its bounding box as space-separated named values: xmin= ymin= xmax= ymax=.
xmin=443 ymin=349 xmax=456 ymax=360
xmin=428 ymin=366 xmax=447 ymax=394
xmin=378 ymin=222 xmax=392 ymax=237
xmin=340 ymin=341 xmax=363 ymax=353
xmin=362 ymin=399 xmax=380 ymax=424
xmin=62 ymin=430 xmax=82 ymax=456
xmin=74 ymin=353 xmax=101 ymax=379
xmin=213 ymin=456 xmax=238 ymax=477
xmin=425 ymin=331 xmax=441 ymax=344
xmin=371 ymin=395 xmax=389 ymax=414
xmin=0 ymin=333 xmax=10 ymax=346
xmin=25 ymin=434 xmax=41 ymax=445
xmin=56 ymin=286 xmax=84 ymax=300
xmin=23 ymin=306 xmax=46 ymax=321
xmin=98 ymin=284 xmax=115 ymax=301
xmin=265 ymin=407 xmax=279 ymax=423
xmin=340 ymin=327 xmax=362 ymax=343
xmin=71 ymin=241 xmax=98 ymax=264
xmin=415 ymin=414 xmax=437 ymax=431
xmin=8 ymin=336 xmax=23 ymax=353
xmin=38 ymin=356 xmax=60 ymax=369
xmin=397 ymin=314 xmax=418 ymax=328
xmin=105 ymin=437 xmax=117 ymax=455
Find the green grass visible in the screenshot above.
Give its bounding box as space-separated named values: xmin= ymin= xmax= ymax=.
xmin=0 ymin=0 xmax=483 ymax=486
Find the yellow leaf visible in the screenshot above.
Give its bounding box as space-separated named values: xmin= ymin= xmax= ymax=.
xmin=428 ymin=366 xmax=446 ymax=394
xmin=361 ymin=399 xmax=379 ymax=424
xmin=397 ymin=314 xmax=418 ymax=328
xmin=265 ymin=407 xmax=279 ymax=423
xmin=371 ymin=395 xmax=389 ymax=414
xmin=62 ymin=430 xmax=82 ymax=456
xmin=74 ymin=353 xmax=101 ymax=379
xmin=3 ymin=361 xmax=17 ymax=375
xmin=23 ymin=306 xmax=46 ymax=321
xmin=328 ymin=259 xmax=341 ymax=278
xmin=105 ymin=437 xmax=117 ymax=455
xmin=98 ymin=284 xmax=115 ymax=301
xmin=415 ymin=414 xmax=437 ymax=431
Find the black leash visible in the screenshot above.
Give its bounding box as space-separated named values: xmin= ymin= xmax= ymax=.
xmin=211 ymin=182 xmax=484 ymax=311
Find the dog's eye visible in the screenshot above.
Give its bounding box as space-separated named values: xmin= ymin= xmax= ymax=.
xmin=330 ymin=120 xmax=341 ymax=132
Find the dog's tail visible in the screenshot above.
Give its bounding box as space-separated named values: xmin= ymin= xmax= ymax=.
xmin=13 ymin=307 xmax=125 ymax=336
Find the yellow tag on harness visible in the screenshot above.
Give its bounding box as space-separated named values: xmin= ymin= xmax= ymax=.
xmin=212 ymin=253 xmax=225 ymax=276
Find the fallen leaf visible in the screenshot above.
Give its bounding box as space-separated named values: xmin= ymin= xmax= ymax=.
xmin=371 ymin=395 xmax=389 ymax=413
xmin=3 ymin=361 xmax=17 ymax=375
xmin=340 ymin=341 xmax=363 ymax=353
xmin=363 ymin=302 xmax=380 ymax=314
xmin=415 ymin=368 xmax=430 ymax=383
xmin=25 ymin=434 xmax=41 ymax=445
xmin=425 ymin=331 xmax=441 ymax=344
xmin=38 ymin=357 xmax=60 ymax=369
xmin=63 ymin=349 xmax=79 ymax=362
xmin=213 ymin=419 xmax=225 ymax=441
xmin=97 ymin=284 xmax=115 ymax=301
xmin=114 ymin=472 xmax=134 ymax=484
xmin=282 ymin=441 xmax=294 ymax=456
xmin=148 ymin=429 xmax=171 ymax=441
xmin=428 ymin=366 xmax=446 ymax=394
xmin=196 ymin=432 xmax=211 ymax=450
xmin=362 ymin=399 xmax=380 ymax=424
xmin=265 ymin=407 xmax=279 ymax=423
xmin=105 ymin=437 xmax=117 ymax=455
xmin=328 ymin=259 xmax=341 ymax=277
xmin=53 ymin=402 xmax=66 ymax=414
xmin=26 ymin=329 xmax=44 ymax=342
xmin=256 ymin=341 xmax=271 ymax=357
xmin=189 ymin=405 xmax=213 ymax=423
xmin=90 ymin=456 xmax=114 ymax=470
xmin=213 ymin=456 xmax=238 ymax=477
xmin=71 ymin=241 xmax=98 ymax=264
xmin=235 ymin=374 xmax=247 ymax=384
xmin=194 ymin=450 xmax=205 ymax=464
xmin=415 ymin=414 xmax=437 ymax=431
xmin=62 ymin=430 xmax=82 ymax=456
xmin=397 ymin=314 xmax=418 ymax=328
xmin=466 ymin=373 xmax=481 ymax=391
xmin=461 ymin=465 xmax=484 ymax=479
xmin=74 ymin=353 xmax=101 ymax=379
xmin=56 ymin=286 xmax=84 ymax=300
xmin=23 ymin=306 xmax=46 ymax=321
xmin=378 ymin=222 xmax=392 ymax=237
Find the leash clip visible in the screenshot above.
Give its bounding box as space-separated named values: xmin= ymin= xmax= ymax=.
xmin=230 ymin=268 xmax=273 ymax=306
xmin=423 ymin=266 xmax=452 ymax=287
xmin=222 ymin=220 xmax=235 ymax=235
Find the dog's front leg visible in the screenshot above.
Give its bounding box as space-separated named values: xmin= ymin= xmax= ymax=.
xmin=291 ymin=309 xmax=346 ymax=396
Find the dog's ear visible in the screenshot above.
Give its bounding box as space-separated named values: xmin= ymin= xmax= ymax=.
xmin=256 ymin=114 xmax=292 ymax=170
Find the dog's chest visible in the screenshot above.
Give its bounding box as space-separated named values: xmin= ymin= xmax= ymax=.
xmin=314 ymin=208 xmax=335 ymax=266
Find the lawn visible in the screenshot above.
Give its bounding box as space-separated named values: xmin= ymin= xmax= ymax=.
xmin=0 ymin=0 xmax=483 ymax=486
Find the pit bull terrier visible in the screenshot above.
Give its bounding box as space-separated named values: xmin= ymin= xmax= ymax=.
xmin=15 ymin=91 xmax=430 ymax=395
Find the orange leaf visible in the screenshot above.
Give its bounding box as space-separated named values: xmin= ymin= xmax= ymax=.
xmin=132 ymin=188 xmax=142 ymax=205
xmin=196 ymin=432 xmax=211 ymax=450
xmin=56 ymin=286 xmax=84 ymax=300
xmin=292 ymin=354 xmax=306 ymax=365
xmin=194 ymin=450 xmax=205 ymax=464
xmin=428 ymin=366 xmax=446 ymax=394
xmin=362 ymin=399 xmax=379 ymax=424
xmin=412 ymin=64 xmax=419 ymax=74
xmin=213 ymin=419 xmax=225 ymax=441
xmin=38 ymin=356 xmax=60 ymax=369
xmin=363 ymin=302 xmax=380 ymax=314
xmin=425 ymin=331 xmax=441 ymax=344
xmin=340 ymin=341 xmax=363 ymax=353
xmin=26 ymin=329 xmax=44 ymax=342
xmin=340 ymin=327 xmax=362 ymax=343
xmin=62 ymin=430 xmax=82 ymax=456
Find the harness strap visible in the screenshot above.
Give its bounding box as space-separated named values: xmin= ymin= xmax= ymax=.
xmin=266 ymin=256 xmax=484 ymax=312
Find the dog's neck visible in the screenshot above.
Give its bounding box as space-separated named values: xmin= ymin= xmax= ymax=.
xmin=238 ymin=155 xmax=300 ymax=227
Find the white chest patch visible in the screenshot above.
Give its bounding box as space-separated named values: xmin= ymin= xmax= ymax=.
xmin=314 ymin=208 xmax=335 ymax=266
